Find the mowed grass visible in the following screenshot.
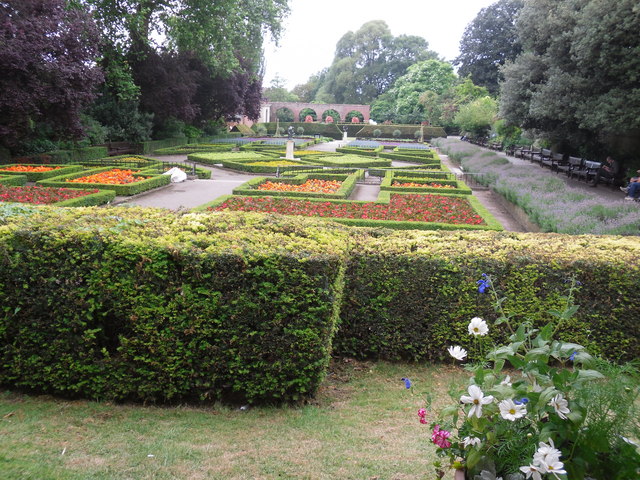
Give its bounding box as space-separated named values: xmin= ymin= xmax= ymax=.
xmin=0 ymin=361 xmax=466 ymax=480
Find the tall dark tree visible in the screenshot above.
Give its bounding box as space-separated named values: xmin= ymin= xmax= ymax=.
xmin=0 ymin=0 xmax=103 ymax=150
xmin=454 ymin=0 xmax=523 ymax=95
xmin=499 ymin=0 xmax=640 ymax=156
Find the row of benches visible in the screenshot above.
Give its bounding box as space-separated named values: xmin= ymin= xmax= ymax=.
xmin=460 ymin=137 xmax=622 ymax=188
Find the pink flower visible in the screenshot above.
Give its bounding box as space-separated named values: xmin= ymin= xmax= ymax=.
xmin=418 ymin=408 xmax=427 ymax=418
xmin=431 ymin=425 xmax=452 ymax=448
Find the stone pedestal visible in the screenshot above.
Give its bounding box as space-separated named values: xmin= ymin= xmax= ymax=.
xmin=285 ymin=140 xmax=295 ymax=160
xmin=343 ymin=131 xmax=348 ymax=141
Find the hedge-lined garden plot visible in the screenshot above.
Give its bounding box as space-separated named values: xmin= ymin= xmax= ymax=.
xmin=0 ymin=184 xmax=115 ymax=206
xmin=0 ymin=164 xmax=83 ymax=181
xmin=153 ymin=143 xmax=234 ymax=155
xmin=189 ymin=151 xmax=316 ymax=173
xmin=205 ymin=191 xmax=501 ymax=231
xmin=140 ymin=163 xmax=212 ymax=179
xmin=232 ymin=173 xmax=360 ymax=200
xmin=37 ymin=167 xmax=170 ymax=195
xmin=380 ymin=171 xmax=472 ymax=195
xmin=0 ymin=174 xmax=27 ymax=186
xmin=79 ymin=155 xmax=160 ymax=169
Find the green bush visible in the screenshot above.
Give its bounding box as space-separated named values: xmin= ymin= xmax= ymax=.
xmin=260 ymin=122 xmax=343 ymax=139
xmin=152 ymin=144 xmax=233 ymax=155
xmin=0 ymin=208 xmax=348 ymax=404
xmin=0 ymin=175 xmax=27 ymax=186
xmin=310 ymin=154 xmax=391 ymax=168
xmin=138 ymin=138 xmax=203 ymax=155
xmin=54 ymin=189 xmax=116 ymax=207
xmin=380 ymin=171 xmax=472 ymax=195
xmin=355 ymin=125 xmax=447 ymax=140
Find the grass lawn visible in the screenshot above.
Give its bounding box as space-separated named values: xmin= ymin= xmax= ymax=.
xmin=0 ymin=362 xmax=465 ymax=480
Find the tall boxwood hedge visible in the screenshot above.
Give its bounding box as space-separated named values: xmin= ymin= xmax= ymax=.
xmin=0 ymin=207 xmax=639 ymax=405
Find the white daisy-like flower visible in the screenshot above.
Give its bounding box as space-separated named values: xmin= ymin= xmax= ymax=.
xmin=533 ymin=438 xmax=562 ymax=466
xmin=460 ymin=385 xmax=494 ymax=418
xmin=519 ymin=464 xmax=543 ymax=480
xmin=500 ymin=375 xmax=512 ymax=386
xmin=447 ymin=345 xmax=467 ymax=361
xmin=468 ymin=317 xmax=489 ymax=336
xmin=462 ymin=436 xmax=482 ymax=448
xmin=548 ymin=393 xmax=570 ymax=420
xmin=538 ymin=458 xmax=567 ymax=477
xmin=498 ymin=398 xmax=527 ymax=421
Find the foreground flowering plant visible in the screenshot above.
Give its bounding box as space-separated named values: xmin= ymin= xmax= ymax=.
xmin=257 ymin=179 xmax=342 ymax=194
xmin=67 ymin=169 xmax=148 ymax=185
xmin=0 ymin=185 xmax=98 ymax=204
xmin=416 ymin=275 xmax=640 ymax=480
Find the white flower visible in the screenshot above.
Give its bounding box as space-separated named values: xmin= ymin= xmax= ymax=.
xmin=498 ymin=398 xmax=527 ymax=421
xmin=548 ymin=393 xmax=570 ymax=420
xmin=538 ymin=457 xmax=567 ymax=477
xmin=460 ymin=385 xmax=494 ymax=418
xmin=519 ymin=464 xmax=543 ymax=480
xmin=462 ymin=436 xmax=481 ymax=448
xmin=468 ymin=317 xmax=489 ymax=336
xmin=447 ymin=345 xmax=467 ymax=361
xmin=533 ymin=438 xmax=562 ymax=466
xmin=500 ymin=375 xmax=512 ymax=386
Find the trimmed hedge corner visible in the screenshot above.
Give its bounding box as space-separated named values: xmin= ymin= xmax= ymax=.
xmin=0 ymin=174 xmax=27 ymax=186
xmin=0 ymin=164 xmax=83 ymax=182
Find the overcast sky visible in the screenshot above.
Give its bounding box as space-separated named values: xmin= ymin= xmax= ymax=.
xmin=262 ymin=0 xmax=498 ymax=90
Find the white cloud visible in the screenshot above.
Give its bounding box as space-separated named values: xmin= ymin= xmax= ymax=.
xmin=263 ymin=0 xmax=498 ymax=89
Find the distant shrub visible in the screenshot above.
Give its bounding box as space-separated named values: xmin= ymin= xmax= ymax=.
xmin=393 ymin=129 xmax=402 ymax=138
xmin=373 ymin=129 xmax=382 ymax=138
xmin=296 ymin=126 xmax=305 ymax=135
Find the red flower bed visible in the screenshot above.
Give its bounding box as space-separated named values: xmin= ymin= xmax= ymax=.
xmin=0 ymin=185 xmax=99 ymax=205
xmin=212 ymin=194 xmax=485 ymax=225
xmin=0 ymin=165 xmax=62 ymax=173
xmin=392 ymin=181 xmax=455 ymax=189
xmin=67 ymin=169 xmax=148 ymax=185
xmin=257 ymin=179 xmax=343 ymax=194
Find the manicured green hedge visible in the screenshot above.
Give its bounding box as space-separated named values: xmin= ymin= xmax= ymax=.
xmin=259 ymin=123 xmax=343 ymax=139
xmin=139 ymin=163 xmax=212 ymax=179
xmin=188 ymin=151 xmax=318 ymax=173
xmin=0 ymin=175 xmax=27 ymax=186
xmin=153 ymin=144 xmax=233 ymax=155
xmin=334 ymin=231 xmax=640 ymax=363
xmin=380 ymin=171 xmax=472 ymax=195
xmin=53 ymin=189 xmax=117 ymax=207
xmin=311 ymin=155 xmax=392 ymax=168
xmin=79 ymin=155 xmax=160 ymax=169
xmin=0 ymin=207 xmax=348 ymax=404
xmin=335 ymin=146 xmax=384 ymax=157
xmin=138 ymin=137 xmax=204 ymax=155
xmin=8 ymin=147 xmax=109 ymax=165
xmin=36 ymin=167 xmax=170 ymax=196
xmin=232 ymin=173 xmax=359 ymax=200
xmin=0 ymin=164 xmax=83 ymax=182
xmin=355 ymin=125 xmax=447 ymax=140
xmin=379 ymin=151 xmax=439 ymax=164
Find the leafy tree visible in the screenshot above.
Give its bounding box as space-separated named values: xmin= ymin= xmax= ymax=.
xmin=499 ymin=0 xmax=640 ymax=155
xmin=313 ymin=20 xmax=438 ymax=104
xmin=263 ymin=76 xmax=300 ymax=102
xmin=455 ymin=0 xmax=523 ymax=95
xmin=0 ymin=0 xmax=103 ymax=150
xmin=291 ymin=70 xmax=326 ymax=102
xmin=454 ymin=96 xmax=498 ymax=136
xmin=391 ymin=60 xmax=457 ymax=124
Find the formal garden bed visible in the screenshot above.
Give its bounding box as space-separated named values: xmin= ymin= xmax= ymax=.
xmin=0 ymin=174 xmax=28 ymax=186
xmin=0 ymin=184 xmax=115 ymax=206
xmin=232 ymin=173 xmax=359 ymax=199
xmin=204 ymin=191 xmax=500 ymax=231
xmin=36 ymin=167 xmax=170 ymax=195
xmin=0 ymin=164 xmax=83 ymax=181
xmin=380 ymin=171 xmax=472 ymax=195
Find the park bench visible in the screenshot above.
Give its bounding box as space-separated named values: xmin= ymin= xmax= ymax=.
xmin=542 ymin=152 xmax=564 ymax=170
xmin=105 ymin=142 xmax=137 ymax=156
xmin=530 ymin=148 xmax=551 ymax=165
xmin=558 ymin=156 xmax=583 ymax=176
xmin=574 ymin=160 xmax=601 ymax=184
xmin=514 ymin=146 xmax=531 ymax=159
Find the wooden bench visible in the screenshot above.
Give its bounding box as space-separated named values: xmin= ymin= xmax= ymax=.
xmin=531 ymin=148 xmax=552 ymax=165
xmin=106 ymin=142 xmax=136 ymax=156
xmin=574 ymin=160 xmax=601 ymax=184
xmin=542 ymin=152 xmax=564 ymax=170
xmin=558 ymin=156 xmax=583 ymax=177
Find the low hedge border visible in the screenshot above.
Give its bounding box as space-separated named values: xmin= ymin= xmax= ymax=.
xmin=379 ymin=152 xmax=441 ymax=164
xmin=188 ymin=151 xmax=279 ymax=167
xmin=201 ymin=190 xmax=502 ymax=232
xmin=7 ymin=146 xmax=109 ymax=165
xmin=335 ymin=146 xmax=384 ymax=157
xmin=53 ymin=188 xmax=117 ymax=207
xmin=36 ymin=167 xmax=171 ymax=196
xmin=79 ymin=155 xmax=161 ymax=169
xmin=0 ymin=175 xmax=27 ymax=186
xmin=232 ymin=173 xmax=359 ymax=200
xmin=310 ymin=155 xmax=392 ymax=168
xmin=152 ymin=144 xmax=233 ymax=155
xmin=380 ymin=171 xmax=472 ymax=195
xmin=0 ymin=164 xmax=83 ymax=182
xmin=356 ymin=125 xmax=447 ymax=140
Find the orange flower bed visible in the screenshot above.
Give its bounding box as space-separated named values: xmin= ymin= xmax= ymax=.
xmin=392 ymin=181 xmax=455 ymax=189
xmin=257 ymin=179 xmax=343 ymax=194
xmin=0 ymin=165 xmax=61 ymax=173
xmin=67 ymin=169 xmax=149 ymax=185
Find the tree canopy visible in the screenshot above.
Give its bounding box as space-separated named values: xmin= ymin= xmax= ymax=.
xmin=305 ymin=20 xmax=438 ymax=104
xmin=454 ymin=0 xmax=523 ymax=95
xmin=0 ymin=0 xmax=103 ymax=149
xmin=499 ymin=0 xmax=640 ymax=154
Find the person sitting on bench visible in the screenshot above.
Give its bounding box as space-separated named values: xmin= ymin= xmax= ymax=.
xmin=620 ymin=169 xmax=640 ymax=201
xmin=593 ymin=156 xmax=620 ymax=185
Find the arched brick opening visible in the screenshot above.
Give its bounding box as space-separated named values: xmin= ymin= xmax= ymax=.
xmin=298 ymin=108 xmax=318 ymax=122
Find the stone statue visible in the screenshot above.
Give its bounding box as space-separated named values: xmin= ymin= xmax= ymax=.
xmin=287 ymin=125 xmax=295 ymax=139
